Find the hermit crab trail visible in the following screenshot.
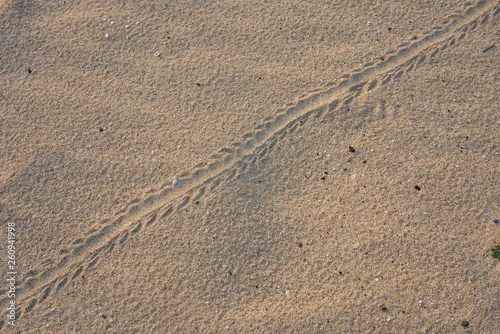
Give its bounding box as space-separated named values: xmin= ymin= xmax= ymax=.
xmin=1 ymin=0 xmax=497 ymax=323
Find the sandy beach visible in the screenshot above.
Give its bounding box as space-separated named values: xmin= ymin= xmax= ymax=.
xmin=0 ymin=0 xmax=499 ymax=332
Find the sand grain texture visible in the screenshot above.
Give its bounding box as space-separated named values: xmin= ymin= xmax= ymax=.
xmin=0 ymin=0 xmax=499 ymax=333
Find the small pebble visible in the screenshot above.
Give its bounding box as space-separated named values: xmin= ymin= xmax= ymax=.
xmin=461 ymin=320 xmax=469 ymax=328
xmin=493 ymin=219 xmax=499 ymax=224
xmin=172 ymin=179 xmax=179 ymax=186
xmin=154 ymin=51 xmax=161 ymax=57
xmin=159 ymin=154 xmax=164 ymax=158
xmin=105 ymin=33 xmax=109 ymax=38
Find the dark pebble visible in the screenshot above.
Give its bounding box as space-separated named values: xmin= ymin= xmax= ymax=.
xmin=415 ymin=185 xmax=421 ymax=191
xmin=99 ymin=127 xmax=104 ymax=132
xmin=493 ymin=219 xmax=499 ymax=224
xmin=381 ymin=306 xmax=388 ymax=312
xmin=27 ymin=68 xmax=32 ymax=74
xmin=461 ymin=320 xmax=469 ymax=328
xmin=298 ymin=242 xmax=303 ymax=248
xmin=348 ymin=146 xmax=356 ymax=153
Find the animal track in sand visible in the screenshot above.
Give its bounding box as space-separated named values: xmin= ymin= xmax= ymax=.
xmin=0 ymin=0 xmax=497 ymax=327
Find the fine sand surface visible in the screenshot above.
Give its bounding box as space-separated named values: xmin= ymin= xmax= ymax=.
xmin=1 ymin=0 xmax=499 ymax=333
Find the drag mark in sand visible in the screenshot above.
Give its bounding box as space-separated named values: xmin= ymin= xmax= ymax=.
xmin=0 ymin=0 xmax=497 ymax=326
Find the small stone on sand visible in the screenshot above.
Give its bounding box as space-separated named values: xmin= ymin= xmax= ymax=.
xmin=173 ymin=179 xmax=179 ymax=186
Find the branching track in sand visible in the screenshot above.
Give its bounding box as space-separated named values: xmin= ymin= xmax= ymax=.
xmin=0 ymin=0 xmax=497 ymax=327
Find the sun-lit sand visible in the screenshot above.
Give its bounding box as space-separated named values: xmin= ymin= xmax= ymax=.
xmin=0 ymin=0 xmax=498 ymax=332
